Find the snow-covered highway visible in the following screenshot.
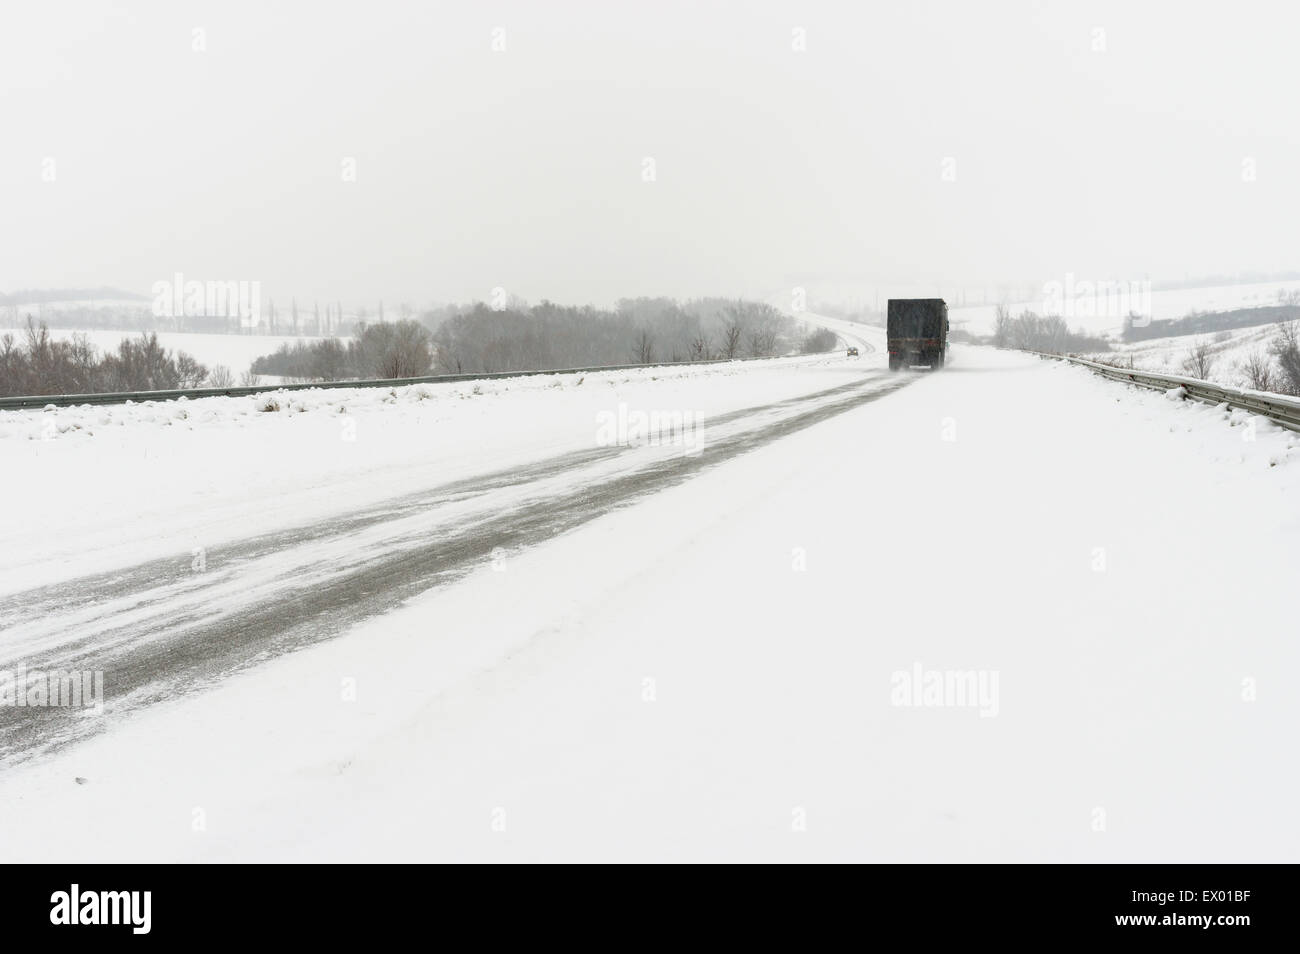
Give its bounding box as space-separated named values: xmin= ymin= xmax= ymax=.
xmin=1 ymin=363 xmax=911 ymax=762
xmin=1 ymin=345 xmax=1297 ymax=861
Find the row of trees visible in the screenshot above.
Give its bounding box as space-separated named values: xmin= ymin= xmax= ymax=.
xmin=2 ymin=296 xmax=803 ymax=394
xmin=250 ymin=321 xmax=433 ymax=381
xmin=250 ymin=297 xmax=795 ymax=382
xmin=799 ymin=327 xmax=840 ymax=353
xmin=0 ymin=319 xmax=210 ymax=397
xmin=991 ymin=306 xmax=1111 ymax=353
xmin=430 ymin=297 xmax=793 ymax=376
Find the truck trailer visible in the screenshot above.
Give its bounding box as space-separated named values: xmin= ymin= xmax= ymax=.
xmin=887 ymin=299 xmax=949 ymax=370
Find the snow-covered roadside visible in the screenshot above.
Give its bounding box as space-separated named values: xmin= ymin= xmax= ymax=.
xmin=0 ymin=351 xmax=868 ymax=594
xmin=2 ymin=345 xmax=1296 ymax=862
xmin=1076 ymin=322 xmax=1285 ymax=392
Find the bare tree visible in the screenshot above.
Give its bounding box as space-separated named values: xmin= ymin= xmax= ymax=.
xmin=992 ymin=303 xmax=1013 ymax=348
xmin=1269 ymin=320 xmax=1300 ymax=395
xmin=746 ymin=325 xmax=778 ymax=357
xmin=632 ymin=329 xmax=655 ymax=364
xmin=1239 ymin=350 xmax=1275 ymax=392
xmin=720 ymin=319 xmax=743 ymax=359
xmin=689 ymin=332 xmax=711 ymax=361
xmin=309 ymin=338 xmax=350 ymax=381
xmin=206 ymin=364 xmax=236 ymax=388
xmin=175 ymin=352 xmax=208 ymax=388
xmin=1180 ymin=337 xmax=1216 ymax=380
xmin=357 ymin=319 xmax=432 ymax=378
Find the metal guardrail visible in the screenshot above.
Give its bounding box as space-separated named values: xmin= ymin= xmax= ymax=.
xmin=0 ymin=353 xmax=797 ymax=411
xmin=1031 ymin=351 xmax=1300 ymax=432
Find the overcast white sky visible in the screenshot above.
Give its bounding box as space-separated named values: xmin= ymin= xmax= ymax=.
xmin=2 ymin=1 xmax=1297 ymax=307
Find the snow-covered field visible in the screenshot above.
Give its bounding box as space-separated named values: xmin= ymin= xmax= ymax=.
xmin=1 ymin=343 xmax=1296 ymax=861
xmin=950 ymin=278 xmax=1300 ymax=338
xmin=0 ymin=327 xmax=326 ymax=380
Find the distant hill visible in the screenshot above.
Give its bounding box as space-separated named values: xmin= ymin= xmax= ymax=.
xmin=0 ymin=287 xmax=149 ymax=305
xmin=1122 ymin=304 xmax=1300 ymax=343
xmin=1150 ymin=271 xmax=1300 ymax=292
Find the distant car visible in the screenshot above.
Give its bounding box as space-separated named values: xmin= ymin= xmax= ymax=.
xmin=846 ymin=346 xmax=859 ymax=357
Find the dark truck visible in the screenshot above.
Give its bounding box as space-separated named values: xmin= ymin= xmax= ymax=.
xmin=887 ymin=299 xmax=949 ymax=370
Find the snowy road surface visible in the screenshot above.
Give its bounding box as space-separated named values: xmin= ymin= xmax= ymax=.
xmin=1 ymin=367 xmax=911 ymax=761
xmin=1 ymin=343 xmax=1297 ymax=861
